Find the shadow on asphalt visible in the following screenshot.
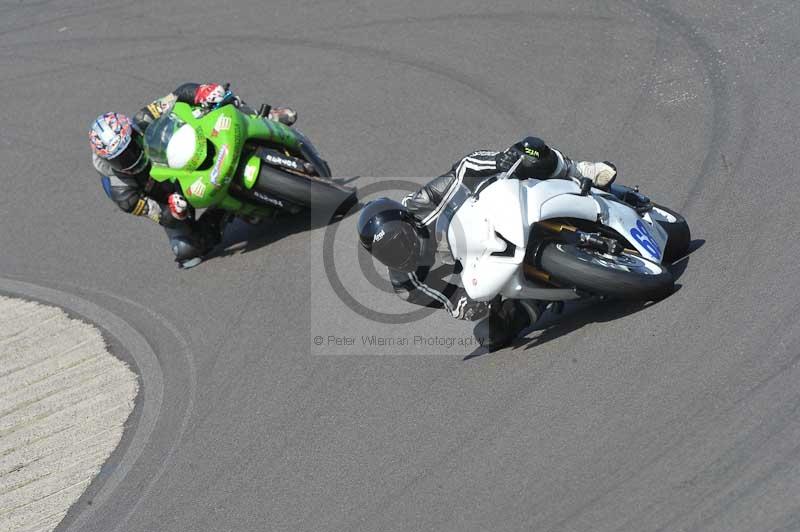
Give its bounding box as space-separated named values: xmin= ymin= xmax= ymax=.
xmin=670 ymin=238 xmax=705 ymax=282
xmin=463 ymin=238 xmax=705 ymax=361
xmin=463 ymin=297 xmax=668 ymax=361
xmin=211 ymin=215 xmax=313 ymax=260
xmin=203 ymin=199 xmax=363 ymax=262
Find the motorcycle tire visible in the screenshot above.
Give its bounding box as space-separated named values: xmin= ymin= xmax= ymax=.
xmin=539 ymin=243 xmax=674 ymax=301
xmin=254 ymin=163 xmax=357 ymax=217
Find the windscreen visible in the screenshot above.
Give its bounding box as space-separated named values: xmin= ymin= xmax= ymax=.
xmin=434 ymin=183 xmax=473 ymax=265
xmin=144 ymin=110 xmax=186 ymax=166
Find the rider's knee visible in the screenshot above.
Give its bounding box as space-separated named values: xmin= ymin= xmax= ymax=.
xmin=170 ymin=236 xmax=203 ymax=261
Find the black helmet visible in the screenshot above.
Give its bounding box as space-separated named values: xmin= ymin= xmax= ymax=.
xmin=89 ymin=112 xmax=149 ymax=176
xmin=505 ymin=136 xmax=558 ymax=178
xmin=357 ymin=198 xmax=426 ymax=273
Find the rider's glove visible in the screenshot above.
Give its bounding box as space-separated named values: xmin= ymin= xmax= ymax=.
xmin=194 ymin=83 xmax=226 ymax=108
xmin=131 ymin=197 xmax=163 ymax=224
xmin=576 ymin=161 xmax=617 ymax=188
xmin=167 ymin=193 xmax=189 ymax=220
xmin=267 ymin=106 xmax=298 ymax=126
xmin=495 ymin=147 xmax=525 ymax=174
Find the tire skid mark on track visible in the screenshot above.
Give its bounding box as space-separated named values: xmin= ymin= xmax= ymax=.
xmin=327 ymin=9 xmax=619 ymax=31
xmin=625 ymin=1 xmax=735 ymax=213
xmin=32 ymin=280 xmax=197 ymax=532
xmin=0 ymin=1 xmax=130 ymax=40
xmin=620 ymin=1 xmax=764 ymax=322
xmin=0 ymin=33 xmax=212 ymax=52
xmin=218 ymin=34 xmax=534 ymax=131
xmin=0 ymin=0 xmax=60 ymax=16
xmin=0 ymin=50 xmax=164 ymax=89
xmin=546 ymin=308 xmax=800 ymax=532
xmin=666 ymin=400 xmax=800 ymax=532
xmin=0 ymin=277 xmax=163 ymax=532
xmin=0 ymin=276 xmax=196 ymax=532
xmin=621 ymin=380 xmax=800 ymax=532
xmin=3 ymin=0 xmax=795 ymax=529
xmin=600 ymin=4 xmax=669 ymax=157
xmin=2 ymin=17 xmax=574 ymax=136
xmin=178 ymin=271 xmax=256 ymax=425
xmin=321 ymin=360 xmax=571 ymax=531
xmin=0 ymin=35 xmax=232 ymax=90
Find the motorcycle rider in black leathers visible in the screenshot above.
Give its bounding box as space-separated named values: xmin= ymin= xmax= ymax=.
xmin=358 ymin=136 xmax=617 ymax=350
xmin=89 ymin=82 xmax=297 ymax=268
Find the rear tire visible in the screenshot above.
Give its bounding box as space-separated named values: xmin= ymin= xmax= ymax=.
xmin=254 ymin=163 xmax=357 ymax=216
xmin=651 ymin=204 xmax=691 ymax=263
xmin=539 ymin=243 xmax=674 ymax=300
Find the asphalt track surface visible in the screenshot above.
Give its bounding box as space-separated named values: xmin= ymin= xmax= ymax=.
xmin=2 ymin=1 xmax=799 ymax=531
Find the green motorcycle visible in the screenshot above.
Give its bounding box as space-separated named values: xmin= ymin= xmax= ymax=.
xmin=144 ymin=96 xmax=356 ymax=221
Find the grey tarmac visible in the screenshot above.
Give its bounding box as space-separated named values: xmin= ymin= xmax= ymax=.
xmin=1 ymin=1 xmax=799 ymax=531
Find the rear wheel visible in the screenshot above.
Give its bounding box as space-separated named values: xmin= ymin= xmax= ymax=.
xmin=254 ymin=163 xmax=357 ymax=217
xmin=539 ymin=243 xmax=674 ymax=300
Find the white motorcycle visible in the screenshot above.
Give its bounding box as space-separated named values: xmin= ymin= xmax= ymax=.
xmin=436 ymin=159 xmax=691 ymax=303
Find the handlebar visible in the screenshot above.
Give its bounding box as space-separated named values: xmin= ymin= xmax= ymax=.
xmin=499 ymin=155 xmax=525 ymax=179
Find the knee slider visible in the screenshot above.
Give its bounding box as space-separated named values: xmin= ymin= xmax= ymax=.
xmin=170 ymin=236 xmax=203 ymax=261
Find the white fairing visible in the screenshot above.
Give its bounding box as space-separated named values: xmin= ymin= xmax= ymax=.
xmin=447 ymin=179 xmax=527 ymax=300
xmin=523 ymin=179 xmax=601 ymax=224
xmin=446 ymin=176 xmax=669 ymax=301
xmin=165 ymin=124 xmax=198 ymax=169
xmin=596 ymin=196 xmax=669 ymax=262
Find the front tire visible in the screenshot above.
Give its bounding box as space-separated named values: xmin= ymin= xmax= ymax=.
xmin=539 ymin=243 xmax=674 ymax=300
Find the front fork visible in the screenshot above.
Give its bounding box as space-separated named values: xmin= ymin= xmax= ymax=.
xmin=535 ymin=220 xmax=625 ymax=254
xmin=524 ymin=220 xmax=627 ymax=284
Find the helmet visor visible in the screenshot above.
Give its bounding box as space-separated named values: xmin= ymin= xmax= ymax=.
xmin=372 ymin=222 xmax=421 ymax=273
xmin=108 ymin=138 xmax=149 ymax=175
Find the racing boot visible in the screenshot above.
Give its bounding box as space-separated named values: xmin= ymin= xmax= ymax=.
xmin=171 ymin=210 xmax=229 ymax=269
xmin=268 ymin=106 xmax=298 ymax=126
xmin=576 ymin=161 xmax=617 ymax=190
xmin=171 ymin=236 xmax=206 ymax=269
xmin=195 ymin=208 xmax=229 ymax=250
xmin=473 ymin=298 xmax=544 ymax=352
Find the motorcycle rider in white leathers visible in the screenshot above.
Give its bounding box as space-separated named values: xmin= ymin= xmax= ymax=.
xmin=357 ymin=136 xmax=616 ymax=350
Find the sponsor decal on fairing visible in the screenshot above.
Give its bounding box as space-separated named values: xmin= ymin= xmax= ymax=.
xmin=210 ymin=145 xmax=229 ymax=186
xmin=211 ymin=115 xmax=232 ymax=137
xmin=187 ymin=179 xmax=207 ymax=198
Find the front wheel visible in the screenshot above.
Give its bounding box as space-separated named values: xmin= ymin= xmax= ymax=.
xmin=539 ymin=243 xmax=674 ymax=300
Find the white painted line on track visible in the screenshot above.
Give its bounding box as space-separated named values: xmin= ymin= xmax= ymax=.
xmin=0 ymin=296 xmax=138 ymax=532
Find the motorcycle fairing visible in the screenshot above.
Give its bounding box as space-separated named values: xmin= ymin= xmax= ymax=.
xmin=447 ymin=176 xmax=670 ymax=301
xmin=446 ymin=179 xmax=527 ymax=301
xmin=523 ymin=180 xmax=668 ymax=263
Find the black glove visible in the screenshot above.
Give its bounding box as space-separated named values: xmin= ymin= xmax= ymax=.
xmin=496 ymin=136 xmax=552 ymax=176
xmin=495 ymin=147 xmax=526 ymax=173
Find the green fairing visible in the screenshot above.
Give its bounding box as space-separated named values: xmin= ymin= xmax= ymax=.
xmin=243 ymin=155 xmax=261 ymax=189
xmin=147 ymin=102 xmax=301 ymax=215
